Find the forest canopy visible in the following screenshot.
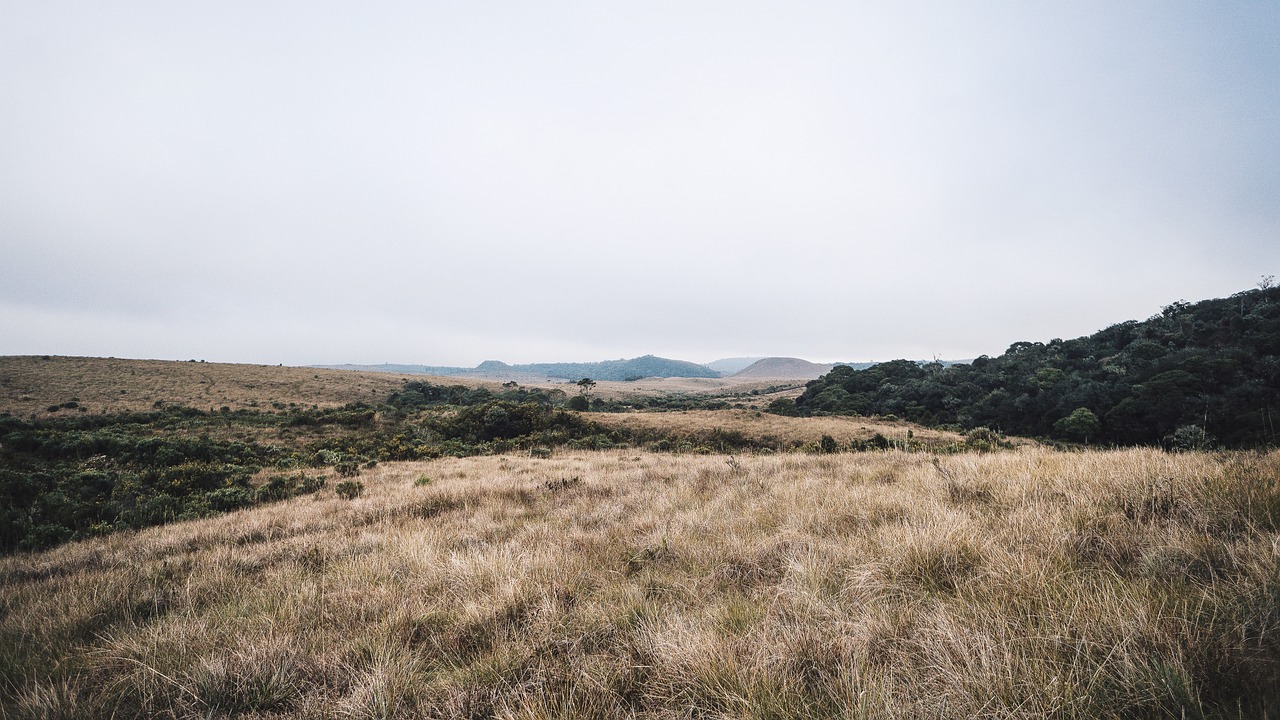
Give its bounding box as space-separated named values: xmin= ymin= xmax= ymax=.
xmin=791 ymin=286 xmax=1280 ymax=448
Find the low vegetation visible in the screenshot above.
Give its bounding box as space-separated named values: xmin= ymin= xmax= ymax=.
xmin=0 ymin=380 xmax=883 ymax=553
xmin=2 ymin=448 xmax=1277 ymax=718
xmin=2 ymin=282 xmax=1277 ymax=717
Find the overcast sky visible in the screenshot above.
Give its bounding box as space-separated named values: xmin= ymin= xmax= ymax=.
xmin=2 ymin=2 xmax=1276 ymax=367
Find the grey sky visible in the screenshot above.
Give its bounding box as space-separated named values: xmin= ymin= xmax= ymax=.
xmin=2 ymin=1 xmax=1276 ymax=366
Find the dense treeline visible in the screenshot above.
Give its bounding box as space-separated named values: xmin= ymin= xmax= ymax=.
xmin=792 ymin=286 xmax=1280 ymax=447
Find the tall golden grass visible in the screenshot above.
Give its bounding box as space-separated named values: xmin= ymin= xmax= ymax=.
xmin=3 ymin=447 xmax=1277 ymax=718
xmin=583 ymin=409 xmax=964 ymax=449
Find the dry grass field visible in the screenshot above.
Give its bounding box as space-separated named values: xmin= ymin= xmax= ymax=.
xmin=3 ymin=447 xmax=1278 ymax=718
xmin=0 ymin=356 xmax=468 ymax=417
xmin=0 ymin=356 xmax=796 ymax=419
xmin=582 ymin=410 xmax=964 ymax=450
xmin=583 ymin=377 xmax=806 ymax=404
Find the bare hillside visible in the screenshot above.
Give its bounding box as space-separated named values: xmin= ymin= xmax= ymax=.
xmin=731 ymin=356 xmax=835 ymax=380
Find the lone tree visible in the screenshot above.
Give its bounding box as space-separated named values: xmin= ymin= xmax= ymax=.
xmin=1054 ymin=407 xmax=1101 ymax=443
xmin=576 ymin=378 xmax=596 ymax=398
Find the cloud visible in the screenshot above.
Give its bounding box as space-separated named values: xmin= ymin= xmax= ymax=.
xmin=2 ymin=1 xmax=1276 ymax=365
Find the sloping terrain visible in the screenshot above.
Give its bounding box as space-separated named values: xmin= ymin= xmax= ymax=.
xmin=731 ymin=357 xmax=836 ymax=380
xmin=3 ymin=448 xmax=1277 ymax=718
xmin=794 ymin=285 xmax=1280 ymax=447
xmin=0 ymin=356 xmax=437 ymax=417
xmin=704 ymin=357 xmax=765 ymax=374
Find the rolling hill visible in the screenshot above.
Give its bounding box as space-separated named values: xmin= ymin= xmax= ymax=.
xmin=730 ymin=357 xmax=836 ymax=380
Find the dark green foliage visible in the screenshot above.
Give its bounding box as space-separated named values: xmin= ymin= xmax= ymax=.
xmin=764 ymin=398 xmax=798 ymax=416
xmin=794 ymin=287 xmax=1280 ymax=447
xmin=335 ymin=480 xmax=364 ymax=500
xmin=1054 ymin=407 xmax=1101 ymax=441
xmin=510 ymin=355 xmax=720 ymax=381
xmin=334 ymin=461 xmax=362 ymax=477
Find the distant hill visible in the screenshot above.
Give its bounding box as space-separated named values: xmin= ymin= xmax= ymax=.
xmin=704 ymin=357 xmax=766 ymax=375
xmin=314 ymin=355 xmax=720 ymax=382
xmin=519 ymin=355 xmax=721 ymax=381
xmin=731 ymin=357 xmax=836 ymax=380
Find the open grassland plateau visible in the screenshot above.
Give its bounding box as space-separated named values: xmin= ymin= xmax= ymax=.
xmin=2 ymin=447 xmax=1278 ymax=718
xmin=0 ymin=356 xmax=488 ymax=417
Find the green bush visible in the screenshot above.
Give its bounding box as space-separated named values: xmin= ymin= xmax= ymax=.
xmin=335 ymin=480 xmax=364 ymax=500
xmin=207 ymin=486 xmax=253 ymax=512
xmin=764 ymin=398 xmax=798 ymax=416
xmin=297 ymin=474 xmax=326 ymax=494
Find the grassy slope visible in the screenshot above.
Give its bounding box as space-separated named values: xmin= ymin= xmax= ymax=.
xmin=0 ymin=356 xmax=461 ymax=417
xmin=3 ymin=448 xmax=1277 ymax=718
xmin=0 ymin=356 xmax=802 ymax=417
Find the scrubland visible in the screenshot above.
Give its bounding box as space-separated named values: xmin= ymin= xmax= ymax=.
xmin=3 ymin=447 xmax=1278 ymax=719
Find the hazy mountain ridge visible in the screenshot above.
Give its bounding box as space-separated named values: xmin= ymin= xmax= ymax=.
xmin=704 ymin=357 xmax=766 ymax=374
xmin=314 ymin=355 xmax=720 ymax=382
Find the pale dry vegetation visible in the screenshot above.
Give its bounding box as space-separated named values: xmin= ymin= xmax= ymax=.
xmin=0 ymin=356 xmax=473 ymax=417
xmin=584 ymin=377 xmax=805 ymax=402
xmin=3 ymin=447 xmax=1278 ymax=718
xmin=0 ymin=356 xmax=794 ymax=420
xmin=583 ymin=409 xmax=964 ymax=450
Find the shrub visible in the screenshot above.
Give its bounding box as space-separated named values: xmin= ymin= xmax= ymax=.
xmin=335 ymin=480 xmax=364 ymax=500
xmin=764 ymin=398 xmax=798 ymax=416
xmin=964 ymin=427 xmax=1007 ymax=452
xmin=207 ymin=486 xmax=254 ymax=512
xmin=296 ymin=475 xmax=325 ymax=494
xmin=255 ymin=475 xmax=295 ymax=503
xmin=1170 ymin=425 xmax=1214 ymax=451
